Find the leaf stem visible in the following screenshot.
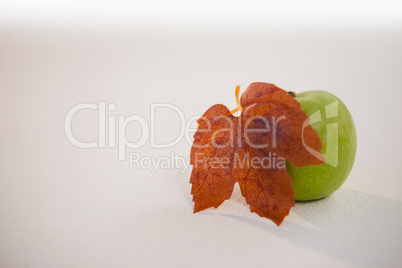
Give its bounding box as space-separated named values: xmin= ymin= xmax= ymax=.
xmin=230 ymin=85 xmax=243 ymax=115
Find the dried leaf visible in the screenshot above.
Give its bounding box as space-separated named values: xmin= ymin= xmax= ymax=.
xmin=190 ymin=82 xmax=325 ymax=225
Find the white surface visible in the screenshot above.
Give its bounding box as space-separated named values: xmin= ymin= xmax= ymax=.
xmin=1 ymin=22 xmax=402 ymax=268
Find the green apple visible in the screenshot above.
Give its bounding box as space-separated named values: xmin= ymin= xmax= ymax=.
xmin=286 ymin=90 xmax=357 ymax=201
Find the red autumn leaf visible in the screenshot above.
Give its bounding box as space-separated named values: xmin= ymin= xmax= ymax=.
xmin=190 ymin=82 xmax=325 ymax=226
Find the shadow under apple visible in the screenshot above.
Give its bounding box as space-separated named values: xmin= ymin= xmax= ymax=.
xmin=209 ymin=188 xmax=402 ymax=267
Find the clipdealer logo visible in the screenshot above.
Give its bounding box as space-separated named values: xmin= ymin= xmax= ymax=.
xmin=64 ymin=100 xmax=339 ymax=172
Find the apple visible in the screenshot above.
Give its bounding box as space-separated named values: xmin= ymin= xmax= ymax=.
xmin=286 ymin=90 xmax=357 ymax=201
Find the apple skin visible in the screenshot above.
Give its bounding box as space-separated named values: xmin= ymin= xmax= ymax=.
xmin=286 ymin=90 xmax=357 ymax=201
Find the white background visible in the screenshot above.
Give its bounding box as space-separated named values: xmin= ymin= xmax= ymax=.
xmin=1 ymin=1 xmax=402 ymax=267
